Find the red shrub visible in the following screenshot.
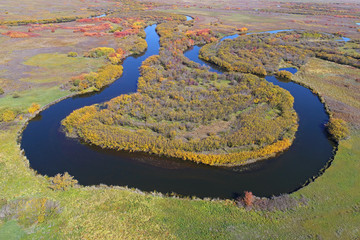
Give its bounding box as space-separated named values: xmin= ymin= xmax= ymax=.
xmin=243 ymin=191 xmax=254 ymax=207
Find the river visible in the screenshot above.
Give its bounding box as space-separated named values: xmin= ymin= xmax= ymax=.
xmin=21 ymin=23 xmax=334 ymax=199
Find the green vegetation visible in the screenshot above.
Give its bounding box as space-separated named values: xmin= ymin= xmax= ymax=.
xmin=23 ymin=53 xmax=106 ymax=84
xmin=67 ymin=52 xmax=78 ymax=58
xmin=0 ymin=86 xmax=69 ymax=119
xmin=24 ymin=53 xmax=105 ymax=70
xmin=0 ymin=122 xmax=359 ymax=239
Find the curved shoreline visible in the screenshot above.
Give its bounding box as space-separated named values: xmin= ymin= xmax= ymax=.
xmin=20 ymin=23 xmax=335 ymax=198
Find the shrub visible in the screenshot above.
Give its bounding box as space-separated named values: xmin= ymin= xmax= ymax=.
xmin=326 ymin=118 xmax=349 ymax=141
xmin=28 ymin=103 xmax=40 ymax=114
xmin=0 ymin=87 xmax=4 ymax=95
xmin=49 ymin=172 xmax=78 ymax=191
xmin=237 ymin=27 xmax=248 ymax=32
xmin=276 ymin=70 xmax=293 ymax=79
xmin=130 ymin=38 xmax=147 ymax=55
xmin=109 ymin=26 xmax=123 ymax=33
xmin=1 ymin=109 xmax=16 ymax=122
xmin=243 ymin=191 xmax=254 ymax=207
xmin=67 ymin=52 xmax=78 ymax=57
xmin=12 ymin=92 xmax=20 ymax=98
xmin=85 ymin=47 xmax=115 ymax=58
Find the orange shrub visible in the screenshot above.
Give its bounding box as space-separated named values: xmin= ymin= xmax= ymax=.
xmin=2 ymin=31 xmax=31 ymax=38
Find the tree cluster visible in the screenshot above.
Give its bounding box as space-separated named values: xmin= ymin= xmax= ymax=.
xmin=62 ymin=22 xmax=298 ymax=166
xmin=199 ymin=31 xmax=359 ymax=76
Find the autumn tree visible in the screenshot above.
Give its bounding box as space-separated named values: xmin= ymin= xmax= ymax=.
xmin=243 ymin=191 xmax=254 ymax=207
xmin=49 ymin=172 xmax=78 ymax=191
xmin=28 ymin=103 xmax=40 ymax=114
xmin=326 ymin=118 xmax=349 ymax=141
xmin=276 ymin=70 xmax=293 ymax=79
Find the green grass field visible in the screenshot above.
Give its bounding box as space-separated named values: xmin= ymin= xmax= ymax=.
xmin=23 ymin=53 xmax=106 ymax=84
xmin=0 ymin=86 xmax=69 ymax=114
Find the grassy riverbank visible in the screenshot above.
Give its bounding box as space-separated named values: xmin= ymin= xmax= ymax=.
xmin=1 ymin=59 xmax=360 ymax=239
xmin=0 ymin=123 xmax=359 ymax=239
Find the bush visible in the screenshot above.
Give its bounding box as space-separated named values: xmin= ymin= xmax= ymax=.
xmin=12 ymin=92 xmax=20 ymax=98
xmin=109 ymin=26 xmax=123 ymax=33
xmin=0 ymin=87 xmax=4 ymax=95
xmin=49 ymin=172 xmax=78 ymax=191
xmin=67 ymin=52 xmax=78 ymax=57
xmin=243 ymin=191 xmax=254 ymax=207
xmin=28 ymin=103 xmax=40 ymax=114
xmin=85 ymin=47 xmax=115 ymax=58
xmin=276 ymin=70 xmax=293 ymax=79
xmin=130 ymin=38 xmax=147 ymax=55
xmin=326 ymin=118 xmax=349 ymax=141
xmin=1 ymin=109 xmax=16 ymax=122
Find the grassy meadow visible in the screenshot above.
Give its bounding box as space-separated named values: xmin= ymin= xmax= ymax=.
xmin=0 ymin=121 xmax=359 ymax=239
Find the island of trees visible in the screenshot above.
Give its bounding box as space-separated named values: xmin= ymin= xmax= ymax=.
xmin=62 ymin=20 xmax=298 ymax=166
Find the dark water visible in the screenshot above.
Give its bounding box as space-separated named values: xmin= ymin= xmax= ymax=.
xmin=21 ymin=24 xmax=334 ymax=199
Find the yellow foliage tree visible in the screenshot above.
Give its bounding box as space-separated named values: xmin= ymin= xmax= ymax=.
xmin=326 ymin=118 xmax=349 ymax=142
xmin=28 ymin=103 xmax=40 ymax=114
xmin=49 ymin=172 xmax=78 ymax=191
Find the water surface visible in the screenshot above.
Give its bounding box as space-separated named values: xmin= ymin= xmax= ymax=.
xmin=21 ymin=24 xmax=334 ymax=199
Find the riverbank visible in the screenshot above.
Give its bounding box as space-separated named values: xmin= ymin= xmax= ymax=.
xmin=1 ymin=121 xmax=359 ymax=239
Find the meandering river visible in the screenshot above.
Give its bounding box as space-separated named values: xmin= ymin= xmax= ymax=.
xmin=21 ymin=23 xmax=334 ymax=199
